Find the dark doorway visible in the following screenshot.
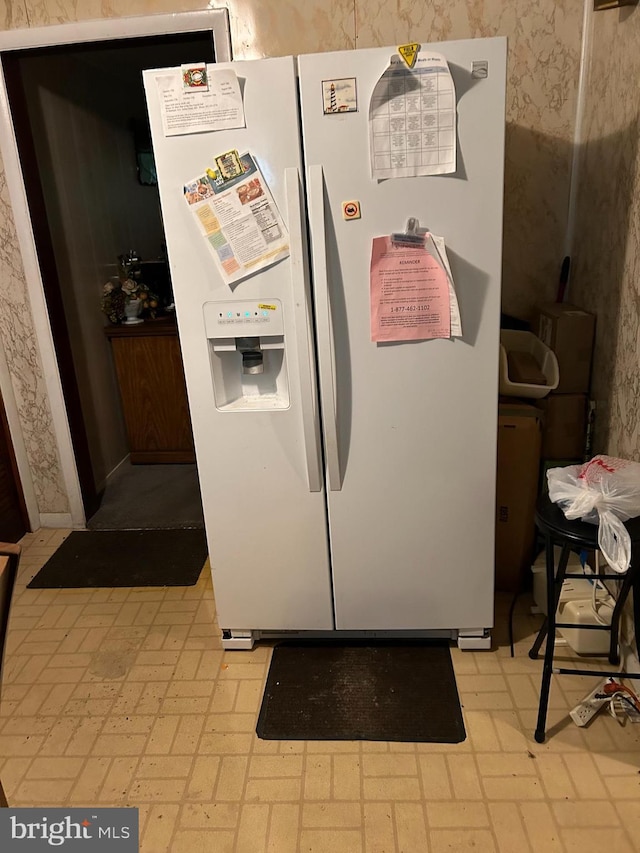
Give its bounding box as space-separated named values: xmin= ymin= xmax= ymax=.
xmin=2 ymin=33 xmax=214 ymax=526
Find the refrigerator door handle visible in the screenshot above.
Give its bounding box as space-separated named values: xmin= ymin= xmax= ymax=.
xmin=285 ymin=166 xmax=323 ymax=493
xmin=308 ymin=165 xmax=341 ymax=492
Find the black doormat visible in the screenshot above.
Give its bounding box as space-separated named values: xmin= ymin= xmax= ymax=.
xmin=257 ymin=641 xmax=465 ymax=743
xmin=27 ymin=529 xmax=208 ymax=589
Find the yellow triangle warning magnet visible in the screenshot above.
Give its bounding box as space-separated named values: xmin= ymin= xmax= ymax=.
xmin=398 ymin=43 xmax=420 ymax=69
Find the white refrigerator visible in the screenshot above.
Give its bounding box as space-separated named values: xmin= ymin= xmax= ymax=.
xmin=143 ymin=38 xmax=506 ymax=650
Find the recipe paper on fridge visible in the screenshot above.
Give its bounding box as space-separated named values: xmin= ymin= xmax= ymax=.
xmin=184 ymin=153 xmax=290 ymax=287
xmin=156 ymin=68 xmax=245 ymax=136
xmin=370 ymin=236 xmax=451 ymax=342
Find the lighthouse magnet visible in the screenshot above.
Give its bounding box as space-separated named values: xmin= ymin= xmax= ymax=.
xmin=322 ymin=78 xmax=358 ymax=114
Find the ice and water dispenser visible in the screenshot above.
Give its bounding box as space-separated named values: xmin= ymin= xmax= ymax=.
xmin=204 ymin=299 xmax=290 ymax=410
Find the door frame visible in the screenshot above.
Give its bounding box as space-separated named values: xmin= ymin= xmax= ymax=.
xmin=0 ymin=11 xmax=232 ymax=529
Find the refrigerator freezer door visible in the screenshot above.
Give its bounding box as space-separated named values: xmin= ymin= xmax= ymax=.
xmin=300 ymin=39 xmax=506 ymax=631
xmin=143 ymin=57 xmax=334 ymax=631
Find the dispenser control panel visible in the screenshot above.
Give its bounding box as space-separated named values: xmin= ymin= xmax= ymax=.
xmin=204 ymin=299 xmax=284 ymax=338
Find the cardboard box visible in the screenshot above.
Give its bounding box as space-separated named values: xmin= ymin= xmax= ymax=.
xmin=536 ymin=303 xmax=595 ymax=393
xmin=536 ymin=393 xmax=587 ymax=459
xmin=495 ymin=403 xmax=542 ymax=592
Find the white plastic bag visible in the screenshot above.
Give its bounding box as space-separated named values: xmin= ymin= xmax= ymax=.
xmin=547 ymin=455 xmax=640 ymax=573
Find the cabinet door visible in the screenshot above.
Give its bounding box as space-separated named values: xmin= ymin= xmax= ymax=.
xmin=111 ymin=335 xmax=195 ymax=463
xmin=0 ymin=391 xmax=28 ymax=541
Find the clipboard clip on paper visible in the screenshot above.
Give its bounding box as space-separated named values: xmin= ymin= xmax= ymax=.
xmin=391 ymin=217 xmax=428 ymax=246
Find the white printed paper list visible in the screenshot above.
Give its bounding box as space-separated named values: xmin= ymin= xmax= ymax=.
xmin=369 ymin=51 xmax=457 ymax=179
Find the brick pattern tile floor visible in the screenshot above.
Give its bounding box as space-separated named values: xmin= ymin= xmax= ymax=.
xmin=1 ymin=527 xmax=640 ymax=851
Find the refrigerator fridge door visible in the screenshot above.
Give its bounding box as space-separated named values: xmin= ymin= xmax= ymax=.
xmin=143 ymin=57 xmax=334 ymax=632
xmin=299 ymin=39 xmax=506 ymax=631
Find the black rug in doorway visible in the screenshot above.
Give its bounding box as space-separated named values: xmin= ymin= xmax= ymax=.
xmin=257 ymin=641 xmax=465 ymax=743
xmin=27 ymin=529 xmax=208 ymax=589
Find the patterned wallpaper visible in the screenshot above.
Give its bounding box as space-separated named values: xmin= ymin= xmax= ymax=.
xmin=0 ymin=136 xmax=69 ymax=513
xmin=0 ymin=0 xmax=585 ymax=515
xmin=570 ymin=5 xmax=640 ymax=459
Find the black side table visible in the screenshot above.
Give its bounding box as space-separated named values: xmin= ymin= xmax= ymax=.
xmin=529 ymin=492 xmax=640 ymax=743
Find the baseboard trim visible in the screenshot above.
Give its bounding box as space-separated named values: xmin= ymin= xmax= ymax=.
xmin=39 ymin=512 xmax=82 ymax=529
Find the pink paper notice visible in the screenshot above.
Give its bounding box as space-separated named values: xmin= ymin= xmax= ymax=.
xmin=370 ymin=236 xmax=451 ymax=343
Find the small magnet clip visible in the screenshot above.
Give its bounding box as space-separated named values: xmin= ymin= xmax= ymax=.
xmin=391 ymin=217 xmax=428 ymax=246
xmin=471 ymin=61 xmax=488 ymax=79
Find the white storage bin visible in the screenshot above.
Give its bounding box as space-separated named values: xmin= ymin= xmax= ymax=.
xmin=499 ymin=330 xmax=559 ymax=399
xmin=531 ymin=549 xmax=614 ymax=655
xmin=559 ymin=599 xmax=613 ymax=655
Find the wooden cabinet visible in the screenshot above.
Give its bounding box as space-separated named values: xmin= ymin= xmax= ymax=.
xmin=105 ymin=317 xmax=195 ymax=464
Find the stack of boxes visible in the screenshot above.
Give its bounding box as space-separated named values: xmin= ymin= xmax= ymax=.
xmin=495 ymin=401 xmax=543 ymax=591
xmin=535 ymin=303 xmax=596 ymax=474
xmin=494 ymin=303 xmax=596 ymax=592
